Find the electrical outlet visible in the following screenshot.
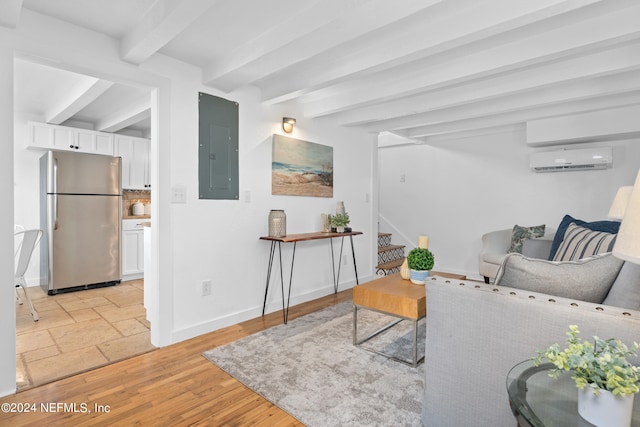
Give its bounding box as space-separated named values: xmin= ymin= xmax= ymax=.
xmin=400 ymin=174 xmax=406 ymax=183
xmin=202 ymin=280 xmax=212 ymax=296
xmin=342 ymin=255 xmax=348 ymax=266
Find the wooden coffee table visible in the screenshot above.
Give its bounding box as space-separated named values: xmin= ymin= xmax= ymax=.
xmin=352 ymin=273 xmax=426 ymax=367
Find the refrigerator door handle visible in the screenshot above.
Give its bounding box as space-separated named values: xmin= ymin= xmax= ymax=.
xmin=53 ymin=194 xmax=58 ymax=230
xmin=52 ymin=155 xmax=58 ymax=194
xmin=53 ymin=157 xmax=58 ymax=230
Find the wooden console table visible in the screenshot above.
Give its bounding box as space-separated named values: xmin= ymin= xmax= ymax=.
xmin=260 ymin=231 xmax=363 ymax=324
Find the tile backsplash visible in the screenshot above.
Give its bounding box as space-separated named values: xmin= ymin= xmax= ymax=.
xmin=123 ymin=189 xmax=151 ymax=217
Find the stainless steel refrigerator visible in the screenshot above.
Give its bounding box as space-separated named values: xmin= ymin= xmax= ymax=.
xmin=40 ymin=151 xmax=122 ymax=294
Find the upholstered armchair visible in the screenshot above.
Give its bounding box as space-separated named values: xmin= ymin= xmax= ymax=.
xmin=479 ymin=228 xmax=555 ymax=283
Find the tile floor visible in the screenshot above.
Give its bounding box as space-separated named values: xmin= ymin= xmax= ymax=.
xmin=15 ymin=279 xmax=156 ymax=391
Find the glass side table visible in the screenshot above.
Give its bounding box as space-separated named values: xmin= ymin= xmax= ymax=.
xmin=506 ymin=359 xmax=640 ymax=427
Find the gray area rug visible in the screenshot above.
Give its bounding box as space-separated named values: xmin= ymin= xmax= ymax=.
xmin=203 ymin=301 xmax=425 ymax=427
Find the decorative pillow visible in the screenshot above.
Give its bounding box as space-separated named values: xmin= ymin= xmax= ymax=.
xmin=508 ymin=224 xmax=545 ymax=254
xmin=548 ymin=214 xmax=620 ymax=260
xmin=602 ymin=261 xmax=640 ymax=311
xmin=552 ymin=223 xmax=617 ymax=261
xmin=495 ymin=252 xmax=624 ymax=303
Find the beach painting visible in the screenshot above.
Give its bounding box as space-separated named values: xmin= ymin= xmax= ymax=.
xmin=272 ymin=134 xmax=333 ymax=197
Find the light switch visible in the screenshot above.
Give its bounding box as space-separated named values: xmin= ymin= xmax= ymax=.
xmin=171 ymin=186 xmax=187 ymax=203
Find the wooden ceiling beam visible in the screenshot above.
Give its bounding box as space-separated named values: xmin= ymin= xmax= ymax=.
xmin=342 ymin=44 xmax=640 ymax=129
xmin=259 ymin=0 xmax=602 ymax=104
xmin=367 ymin=73 xmax=640 ymax=134
xmin=202 ymin=0 xmax=441 ymax=91
xmin=0 ymin=0 xmax=23 ymax=29
xmin=46 ymin=79 xmax=114 ymax=125
xmin=120 ymin=0 xmax=216 ymax=65
xmin=406 ymin=91 xmax=640 ymax=139
xmin=301 ymin=2 xmax=640 ymax=118
xmin=95 ymin=96 xmax=150 ymax=132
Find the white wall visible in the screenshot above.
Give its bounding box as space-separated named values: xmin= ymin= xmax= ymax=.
xmin=0 ymin=46 xmax=17 ymax=398
xmin=140 ymin=54 xmax=377 ymax=340
xmin=2 ymin=11 xmax=377 ymax=396
xmin=378 ymin=129 xmax=640 ymax=280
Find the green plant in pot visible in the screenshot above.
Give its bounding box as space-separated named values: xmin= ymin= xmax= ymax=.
xmin=329 ymin=213 xmax=350 ymax=233
xmin=406 ymin=247 xmax=434 ymax=285
xmin=533 ymin=325 xmax=640 ymax=426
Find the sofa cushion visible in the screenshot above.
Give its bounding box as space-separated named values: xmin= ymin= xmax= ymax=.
xmin=552 ymin=223 xmax=617 ymax=261
xmin=602 ymin=261 xmax=640 ymax=311
xmin=508 ymin=224 xmax=545 ymax=254
xmin=495 ymin=252 xmax=624 ymax=303
xmin=548 ymin=214 xmax=620 ymax=260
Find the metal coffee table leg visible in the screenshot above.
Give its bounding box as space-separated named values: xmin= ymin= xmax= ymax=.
xmin=353 ymin=304 xmax=424 ymax=367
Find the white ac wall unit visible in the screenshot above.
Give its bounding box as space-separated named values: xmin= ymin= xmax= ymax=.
xmin=530 ymin=147 xmax=612 ymax=173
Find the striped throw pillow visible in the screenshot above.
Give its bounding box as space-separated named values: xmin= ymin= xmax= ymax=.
xmin=553 ymin=222 xmax=617 ymax=261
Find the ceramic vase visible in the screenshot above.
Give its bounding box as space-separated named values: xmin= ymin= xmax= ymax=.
xmin=400 ymin=258 xmax=410 ymax=280
xmin=336 ymin=226 xmax=345 ymax=233
xmin=409 ymin=269 xmax=429 ymax=285
xmin=268 ymin=210 xmax=286 ymax=237
xmin=578 ymin=388 xmax=634 ymax=427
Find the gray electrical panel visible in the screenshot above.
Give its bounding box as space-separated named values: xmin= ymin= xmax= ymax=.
xmin=198 ymin=92 xmax=239 ymax=200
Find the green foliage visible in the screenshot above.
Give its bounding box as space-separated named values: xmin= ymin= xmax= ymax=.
xmin=533 ymin=325 xmax=640 ymax=396
xmin=406 ymin=248 xmax=434 ymax=271
xmin=329 ymin=213 xmax=350 ymax=227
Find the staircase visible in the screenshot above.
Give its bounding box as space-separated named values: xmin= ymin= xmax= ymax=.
xmin=376 ymin=232 xmax=406 ymax=276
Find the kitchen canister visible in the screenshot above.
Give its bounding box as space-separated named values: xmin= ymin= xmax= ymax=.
xmin=132 ymin=201 xmax=144 ymax=216
xmin=268 ymin=210 xmax=286 ymax=237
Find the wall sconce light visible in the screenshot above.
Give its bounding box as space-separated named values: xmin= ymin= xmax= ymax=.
xmin=282 ymin=117 xmax=296 ymax=133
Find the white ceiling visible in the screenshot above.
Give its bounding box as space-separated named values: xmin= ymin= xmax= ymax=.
xmin=7 ymin=0 xmax=640 ymax=141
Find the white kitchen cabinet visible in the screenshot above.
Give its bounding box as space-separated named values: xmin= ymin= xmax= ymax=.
xmin=28 ymin=122 xmax=75 ymax=151
xmin=114 ymin=135 xmax=150 ymax=190
xmin=76 ymin=129 xmax=114 ymax=155
xmin=27 ymin=122 xmax=114 ymax=155
xmin=27 ymin=122 xmax=151 ymax=190
xmin=122 ymin=219 xmax=144 ymax=279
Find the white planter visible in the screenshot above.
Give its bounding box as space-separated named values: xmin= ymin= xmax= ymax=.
xmin=409 ymin=269 xmax=430 ymax=285
xmin=578 ymin=388 xmax=634 ymax=427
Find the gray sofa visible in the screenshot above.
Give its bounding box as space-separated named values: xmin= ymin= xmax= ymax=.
xmin=421 ymin=256 xmax=640 ymax=426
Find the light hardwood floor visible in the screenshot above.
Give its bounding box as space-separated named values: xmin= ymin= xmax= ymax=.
xmin=1 ymin=288 xmax=352 ymax=426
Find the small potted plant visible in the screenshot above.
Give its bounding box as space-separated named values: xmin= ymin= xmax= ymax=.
xmin=329 ymin=213 xmax=350 ymax=233
xmin=406 ymin=247 xmax=434 ymax=285
xmin=533 ymin=325 xmax=640 ymax=426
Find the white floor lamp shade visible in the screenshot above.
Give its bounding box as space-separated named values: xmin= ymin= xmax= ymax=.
xmin=613 ymin=170 xmax=640 ymax=264
xmin=608 ymin=186 xmax=633 ymax=220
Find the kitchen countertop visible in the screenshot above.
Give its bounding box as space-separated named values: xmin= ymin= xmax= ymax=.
xmin=123 ymin=215 xmax=151 ymax=220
